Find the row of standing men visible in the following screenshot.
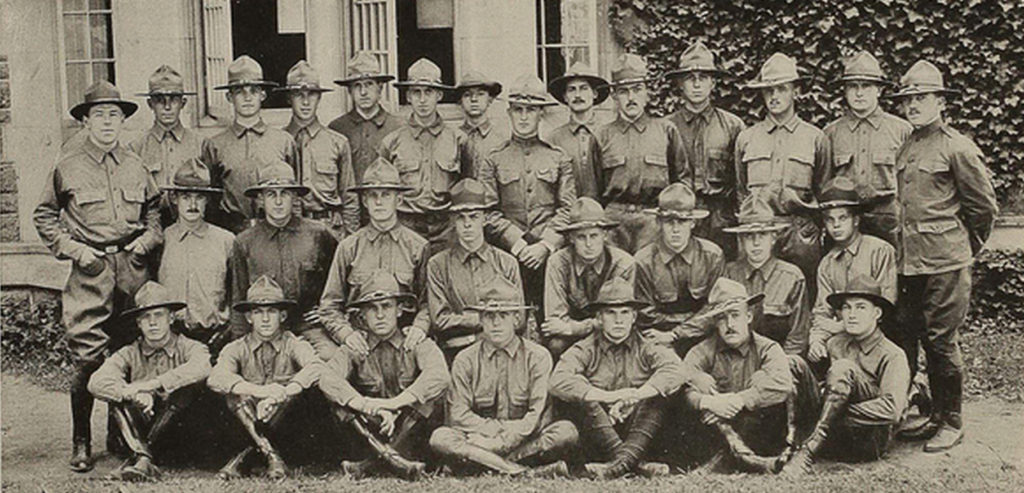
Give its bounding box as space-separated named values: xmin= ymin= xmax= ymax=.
xmin=34 ymin=43 xmax=998 ymax=480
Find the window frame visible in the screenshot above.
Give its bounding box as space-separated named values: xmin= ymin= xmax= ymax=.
xmin=535 ymin=0 xmax=600 ymax=85
xmin=56 ymin=0 xmax=117 ymax=117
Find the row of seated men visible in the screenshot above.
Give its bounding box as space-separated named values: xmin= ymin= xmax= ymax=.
xmin=85 ymin=156 xmax=911 ymax=481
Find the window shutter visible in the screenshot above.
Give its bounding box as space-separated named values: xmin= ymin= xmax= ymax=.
xmin=348 ymin=0 xmax=398 ymax=103
xmin=202 ymin=0 xmax=233 ymax=120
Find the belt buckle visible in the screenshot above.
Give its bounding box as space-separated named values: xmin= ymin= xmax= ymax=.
xmin=103 ymin=245 xmax=120 ymax=254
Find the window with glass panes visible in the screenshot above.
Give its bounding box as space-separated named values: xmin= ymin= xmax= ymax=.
xmin=60 ymin=0 xmax=115 ymax=112
xmin=535 ymin=0 xmax=598 ymax=84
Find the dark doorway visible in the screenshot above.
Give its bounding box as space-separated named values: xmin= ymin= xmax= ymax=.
xmin=396 ymin=0 xmax=456 ymax=104
xmin=231 ymin=0 xmax=307 ymax=108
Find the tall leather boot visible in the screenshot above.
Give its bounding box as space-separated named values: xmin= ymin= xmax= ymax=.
xmin=925 ymin=373 xmax=964 ymax=453
xmin=780 ymin=392 xmax=848 ymax=477
xmin=900 ymin=368 xmax=943 ymax=440
xmin=217 ymin=446 xmax=253 ymax=480
xmin=233 ymin=404 xmax=286 ymax=479
xmin=716 ymin=423 xmax=779 ymax=473
xmin=351 ymin=416 xmax=425 ymax=480
xmin=69 ymin=361 xmax=100 ymax=472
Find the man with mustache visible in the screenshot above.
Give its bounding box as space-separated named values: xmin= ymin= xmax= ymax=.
xmin=549 ymin=278 xmax=684 ymax=479
xmin=594 ymin=54 xmax=691 ymax=254
xmin=456 ymin=71 xmax=506 ymax=178
xmin=328 ymin=52 xmax=404 ymax=184
xmin=547 ymin=62 xmax=610 ymax=199
xmin=479 ymin=74 xmax=576 ymax=319
xmin=207 ymin=56 xmax=299 ymax=233
xmin=34 ymin=81 xmax=161 ymax=472
xmin=721 ymin=195 xmax=810 ymax=356
xmin=888 ymin=60 xmax=998 ymax=452
xmin=735 ymin=53 xmax=829 ymax=300
xmin=822 ymin=52 xmax=912 ymax=248
xmin=158 ymin=159 xmax=235 ymax=352
xmin=228 ymin=162 xmax=338 ymax=347
xmin=278 ymin=60 xmax=359 ymax=239
xmin=634 ymin=183 xmax=724 ymax=355
xmin=130 ymin=65 xmax=214 ymax=227
xmin=666 ymin=42 xmax=746 ymax=260
xmin=542 ymin=197 xmax=635 ymax=360
xmin=781 ymin=275 xmax=910 ymax=475
xmin=680 ymin=278 xmax=819 ymax=474
xmin=427 ymin=178 xmax=522 ymax=363
xmin=379 ymin=58 xmax=472 ymax=256
xmin=88 ymin=282 xmax=211 ymax=481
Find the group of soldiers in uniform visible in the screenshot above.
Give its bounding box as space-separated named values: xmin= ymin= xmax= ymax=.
xmin=35 ymin=39 xmax=998 ymax=482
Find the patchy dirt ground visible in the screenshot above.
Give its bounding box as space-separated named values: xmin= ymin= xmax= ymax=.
xmin=2 ymin=374 xmax=1022 ymax=493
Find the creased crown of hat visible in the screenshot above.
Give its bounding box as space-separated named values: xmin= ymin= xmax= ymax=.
xmin=548 ymin=61 xmax=610 ymax=105
xmin=347 ymin=271 xmax=416 ymax=308
xmin=276 ymin=60 xmax=332 ymax=92
xmin=70 ymin=80 xmax=138 ymax=121
xmin=163 ymin=158 xmax=221 ymax=194
xmin=506 ymin=74 xmax=558 ymax=107
xmin=139 ymin=65 xmax=196 ymax=96
xmin=123 ymin=281 xmax=186 ymax=317
xmin=449 ymin=178 xmax=495 ymax=212
xmin=465 ymin=278 xmax=532 ymax=312
xmin=557 ymin=197 xmax=618 ymax=233
xmin=723 ymin=195 xmax=787 ymax=234
xmin=646 ymin=183 xmax=710 ymax=220
xmin=667 ymin=41 xmax=727 ymax=78
xmin=350 ymin=158 xmax=414 ymax=193
xmin=233 ymin=275 xmax=297 ymax=311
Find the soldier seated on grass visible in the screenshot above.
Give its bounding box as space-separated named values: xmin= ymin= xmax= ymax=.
xmin=88 ymin=282 xmax=211 ymax=481
xmin=207 ymin=276 xmax=325 ymax=480
xmin=320 ymin=272 xmax=449 ymax=480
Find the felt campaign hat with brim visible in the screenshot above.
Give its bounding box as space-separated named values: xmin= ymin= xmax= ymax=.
xmin=448 ymin=178 xmax=496 ymax=213
xmin=505 ymin=74 xmax=559 ymax=107
xmin=722 ymin=195 xmax=788 ymax=234
xmin=136 ymin=65 xmax=197 ymax=96
xmin=886 ymin=60 xmax=961 ymax=99
xmin=829 ymin=51 xmax=893 ymax=87
xmin=122 ymin=281 xmax=186 ymax=318
xmin=70 ymin=80 xmax=139 ymax=121
xmin=334 ymin=51 xmax=396 ymax=86
xmin=455 ymin=70 xmax=502 ymax=98
xmin=743 ymin=53 xmax=813 ymax=90
xmin=645 ymin=183 xmax=710 ymax=220
xmin=464 ymin=279 xmax=533 ymax=313
xmin=393 ymin=58 xmax=453 ymax=91
xmin=243 ymin=160 xmax=311 ymax=198
xmin=584 ymin=278 xmax=647 ymax=312
xmin=214 ymin=55 xmax=278 ymax=90
xmin=161 ymin=158 xmax=222 ymax=194
xmin=666 ymin=41 xmax=730 ymax=79
xmin=233 ymin=275 xmax=298 ymax=312
xmin=548 ymin=62 xmax=610 ymax=105
xmin=273 ymin=60 xmax=333 ymax=93
xmin=814 ymin=176 xmax=894 ymax=212
xmin=349 ymin=158 xmax=415 ymax=193
xmin=826 ymin=273 xmax=895 ymax=317
xmin=693 ymin=277 xmax=765 ymax=322
xmin=346 ymin=271 xmax=417 ymax=310
xmin=556 ymin=197 xmax=619 ymax=233
xmin=603 ymin=54 xmax=657 ymax=88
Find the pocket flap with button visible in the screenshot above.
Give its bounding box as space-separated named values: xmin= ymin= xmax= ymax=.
xmin=122 ymin=188 xmax=145 ymax=203
xmin=741 ymin=150 xmax=772 ymax=164
xmin=917 ymin=218 xmax=960 ymax=234
xmin=143 ymin=159 xmax=162 ymax=174
xmin=644 ymin=154 xmax=668 ymax=167
xmin=786 ymin=153 xmax=814 ymax=189
xmin=75 ymin=189 xmax=107 ymax=205
xmin=497 ymin=166 xmax=521 ymax=185
xmin=602 ymin=155 xmax=626 ymax=169
xmin=536 ymin=166 xmax=558 ymax=183
xmin=834 ymin=153 xmax=853 ymax=167
xmin=435 ymin=158 xmax=459 ymax=173
xmin=314 ymin=157 xmax=339 ymax=174
xmin=395 ymin=159 xmax=421 ymax=173
xmin=873 ymin=151 xmax=896 ymax=166
xmin=919 ymin=158 xmax=949 ymax=174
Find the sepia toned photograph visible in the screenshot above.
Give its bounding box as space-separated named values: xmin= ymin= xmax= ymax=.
xmin=1 ymin=0 xmax=1022 ymax=491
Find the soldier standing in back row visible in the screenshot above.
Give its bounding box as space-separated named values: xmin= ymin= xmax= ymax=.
xmin=735 ymin=53 xmax=830 ymax=300
xmin=666 ymin=42 xmax=746 ymax=260
xmin=207 ymin=56 xmax=299 ymax=233
xmin=328 ymin=52 xmax=404 ymax=184
xmin=131 ymin=65 xmax=214 ymax=228
xmin=888 ymin=61 xmax=997 ymax=453
xmin=379 ymin=58 xmax=473 ymax=256
xmin=594 ymin=54 xmax=690 ymax=254
xmin=822 ymin=51 xmax=912 ymax=248
xmin=34 ymin=81 xmax=162 ymax=472
xmin=547 ymin=62 xmax=610 ymax=199
xmin=456 ymin=71 xmax=506 ymax=178
xmin=278 ymin=60 xmax=359 ymax=239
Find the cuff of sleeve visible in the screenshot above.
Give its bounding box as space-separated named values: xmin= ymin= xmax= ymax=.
xmin=157 ymin=373 xmax=180 ymax=394
xmin=738 ymin=389 xmax=759 ymax=410
xmin=505 ymin=229 xmax=527 ymax=251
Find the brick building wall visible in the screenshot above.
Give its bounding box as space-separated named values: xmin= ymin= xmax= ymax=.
xmin=0 ymin=52 xmax=17 ymax=243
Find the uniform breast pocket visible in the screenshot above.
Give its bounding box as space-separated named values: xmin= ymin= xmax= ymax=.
xmin=394 ymin=159 xmax=422 ymax=188
xmin=313 ymin=157 xmax=340 ymax=195
xmin=833 ymin=153 xmax=853 ymax=171
xmin=742 ymin=152 xmax=772 ymax=188
xmin=533 ymin=166 xmax=558 ymax=206
xmin=642 ymin=154 xmax=669 ymax=188
xmin=601 ymin=155 xmax=628 ymax=190
xmin=917 ymin=158 xmax=952 ymax=197
xmin=496 ymin=165 xmax=522 ymax=197
xmin=472 ymin=393 xmax=497 ymax=418
xmin=509 ymin=392 xmax=530 ymax=420
xmin=121 ymin=187 xmax=145 ymax=220
xmin=433 ymin=158 xmax=459 ymax=193
xmin=73 ymin=189 xmax=112 ymax=225
xmin=871 ymin=151 xmax=897 ymax=192
xmin=785 ymin=153 xmax=814 ymax=191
